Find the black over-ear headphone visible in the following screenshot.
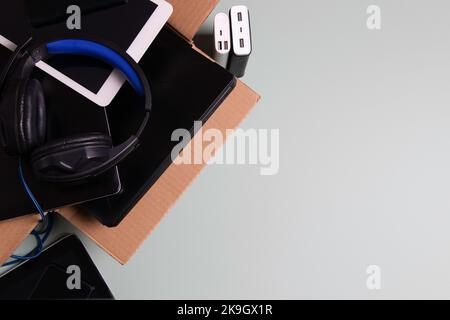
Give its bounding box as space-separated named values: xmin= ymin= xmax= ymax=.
xmin=0 ymin=37 xmax=151 ymax=183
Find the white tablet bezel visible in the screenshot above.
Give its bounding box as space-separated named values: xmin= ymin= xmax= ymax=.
xmin=0 ymin=0 xmax=173 ymax=107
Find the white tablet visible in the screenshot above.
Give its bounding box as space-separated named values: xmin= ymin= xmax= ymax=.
xmin=0 ymin=0 xmax=173 ymax=106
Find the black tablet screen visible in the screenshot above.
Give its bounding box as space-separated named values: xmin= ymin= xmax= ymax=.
xmin=83 ymin=27 xmax=237 ymax=226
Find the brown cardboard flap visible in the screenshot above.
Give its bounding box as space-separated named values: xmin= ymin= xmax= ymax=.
xmin=59 ymin=80 xmax=260 ymax=264
xmin=0 ymin=215 xmax=40 ymax=266
xmin=168 ymin=0 xmax=219 ymax=40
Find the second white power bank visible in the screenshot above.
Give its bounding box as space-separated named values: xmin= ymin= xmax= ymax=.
xmin=228 ymin=5 xmax=252 ymax=78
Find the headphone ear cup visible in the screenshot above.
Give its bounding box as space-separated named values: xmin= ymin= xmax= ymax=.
xmin=30 ymin=133 xmax=113 ymax=182
xmin=18 ymin=79 xmax=46 ymax=154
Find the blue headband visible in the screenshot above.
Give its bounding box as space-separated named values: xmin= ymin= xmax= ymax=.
xmin=46 ymin=39 xmax=144 ymax=95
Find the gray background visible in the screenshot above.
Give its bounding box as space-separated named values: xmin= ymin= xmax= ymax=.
xmin=5 ymin=0 xmax=450 ymax=299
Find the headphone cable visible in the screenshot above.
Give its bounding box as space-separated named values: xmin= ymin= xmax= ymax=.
xmin=1 ymin=159 xmax=54 ymax=267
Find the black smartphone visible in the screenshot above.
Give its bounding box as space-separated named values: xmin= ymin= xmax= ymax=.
xmin=0 ymin=235 xmax=114 ymax=300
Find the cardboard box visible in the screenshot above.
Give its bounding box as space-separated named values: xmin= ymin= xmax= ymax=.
xmin=0 ymin=0 xmax=260 ymax=265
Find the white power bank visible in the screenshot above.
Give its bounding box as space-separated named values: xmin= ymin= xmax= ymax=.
xmin=213 ymin=12 xmax=231 ymax=68
xmin=228 ymin=5 xmax=252 ymax=78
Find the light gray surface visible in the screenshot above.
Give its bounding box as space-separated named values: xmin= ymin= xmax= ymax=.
xmin=6 ymin=0 xmax=450 ymax=299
